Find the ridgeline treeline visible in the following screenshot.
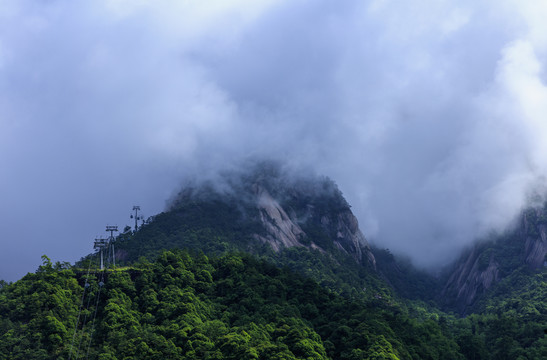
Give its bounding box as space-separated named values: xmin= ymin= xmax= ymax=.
xmin=1 ymin=163 xmax=546 ymax=359
xmin=1 ymin=250 xmax=545 ymax=359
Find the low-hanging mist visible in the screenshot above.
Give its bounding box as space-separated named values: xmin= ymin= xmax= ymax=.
xmin=1 ymin=0 xmax=547 ymax=280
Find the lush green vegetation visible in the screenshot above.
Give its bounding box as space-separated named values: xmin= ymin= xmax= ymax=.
xmin=370 ymin=220 xmax=547 ymax=359
xmin=453 ymin=267 xmax=547 ymax=360
xmin=109 ymin=172 xmax=388 ymax=306
xmin=2 ymin=164 xmax=545 ymax=359
xmin=2 ymin=234 xmax=546 ymax=360
xmin=367 ymin=249 xmax=547 ymax=358
xmin=1 ymin=250 xmax=467 ymax=359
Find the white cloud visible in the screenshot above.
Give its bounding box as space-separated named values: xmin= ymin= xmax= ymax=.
xmin=2 ymin=0 xmax=547 ymax=278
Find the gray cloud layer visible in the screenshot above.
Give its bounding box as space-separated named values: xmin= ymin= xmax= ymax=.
xmin=1 ymin=0 xmax=547 ymax=280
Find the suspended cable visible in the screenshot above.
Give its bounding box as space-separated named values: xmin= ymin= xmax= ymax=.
xmin=74 ymin=223 xmax=119 ymax=358
xmin=85 ymin=271 xmax=106 ymax=360
xmin=74 ymin=271 xmax=96 ymax=358
xmin=68 ymin=261 xmax=92 ymax=360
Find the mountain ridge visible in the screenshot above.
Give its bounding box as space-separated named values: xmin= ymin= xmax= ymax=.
xmin=115 ymin=161 xmax=545 ymax=315
xmin=2 ymin=161 xmax=546 ymax=359
xmin=439 ymin=205 xmax=547 ymax=314
xmin=121 ymin=161 xmax=376 ymax=269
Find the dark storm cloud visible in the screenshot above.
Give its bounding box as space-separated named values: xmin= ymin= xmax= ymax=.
xmin=1 ymin=0 xmax=547 ymax=279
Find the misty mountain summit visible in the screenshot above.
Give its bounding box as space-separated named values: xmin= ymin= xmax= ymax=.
xmin=108 ymin=159 xmax=545 ymax=320
xmin=2 ymin=161 xmax=546 ymax=359
xmin=118 ymin=161 xmax=376 ymax=269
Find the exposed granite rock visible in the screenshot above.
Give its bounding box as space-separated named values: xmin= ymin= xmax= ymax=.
xmin=441 ymin=205 xmax=547 ymax=314
xmin=252 ymin=182 xmax=375 ymax=268
xmin=322 ymin=212 xmax=375 ymax=267
xmin=169 ymin=161 xmax=377 ymax=269
xmin=442 ymin=246 xmax=499 ymax=313
xmin=523 ymin=209 xmax=547 ymax=269
xmin=254 ymin=185 xmax=306 ymax=251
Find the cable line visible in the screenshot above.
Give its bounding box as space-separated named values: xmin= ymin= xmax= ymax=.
xmin=85 ymin=271 xmax=106 ymax=359
xmin=68 ymin=262 xmax=92 ymax=360
xmin=74 ymin=273 xmax=96 ymax=358
xmin=72 ymin=221 xmax=123 ymax=358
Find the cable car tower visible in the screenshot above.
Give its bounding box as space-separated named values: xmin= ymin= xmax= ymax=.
xmin=131 ymin=205 xmax=142 ymax=232
xmin=106 ymin=225 xmax=118 ymax=267
xmin=93 ymin=237 xmax=107 ymax=270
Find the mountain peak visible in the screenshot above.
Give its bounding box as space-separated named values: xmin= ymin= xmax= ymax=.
xmin=136 ymin=160 xmax=375 ymax=267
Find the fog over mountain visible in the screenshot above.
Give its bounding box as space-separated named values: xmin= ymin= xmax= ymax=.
xmin=1 ymin=0 xmax=547 ymax=280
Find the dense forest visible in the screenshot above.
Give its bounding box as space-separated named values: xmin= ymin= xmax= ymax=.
xmin=0 ymin=251 xmax=459 ymax=359
xmin=1 ymin=165 xmax=546 ymax=359
xmin=0 ymin=250 xmax=545 ymax=359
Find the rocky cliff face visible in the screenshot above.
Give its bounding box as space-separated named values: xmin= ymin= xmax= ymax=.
xmin=251 ymin=177 xmax=375 ymax=267
xmin=254 ymin=184 xmax=307 ymax=251
xmin=171 ymin=161 xmax=376 ymax=268
xmin=523 ymin=208 xmax=547 ymax=269
xmin=441 ymin=205 xmax=547 ymax=314
xmin=319 ymin=207 xmax=376 ymax=266
xmin=441 ymin=246 xmax=500 ymax=313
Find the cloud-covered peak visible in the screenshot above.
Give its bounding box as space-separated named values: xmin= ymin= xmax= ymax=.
xmin=1 ymin=0 xmax=547 ymax=279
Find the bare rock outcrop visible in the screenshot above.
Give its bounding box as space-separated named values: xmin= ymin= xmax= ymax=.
xmin=252 ymin=183 xmax=375 ymax=268
xmin=523 ymin=208 xmax=547 ymax=269
xmin=442 ymin=205 xmax=547 ymax=314
xmin=442 ymin=246 xmax=499 ymax=313
xmin=254 ymin=185 xmax=306 ymax=251
xmin=323 ymin=212 xmax=376 ymax=267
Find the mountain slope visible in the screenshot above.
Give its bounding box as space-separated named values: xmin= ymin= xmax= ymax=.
xmin=170 ymin=161 xmax=376 ymax=266
xmin=0 ymin=251 xmax=464 ymax=360
xmin=2 ymin=161 xmax=547 ymax=359
xmin=440 ymin=205 xmax=547 ymax=314
xmin=112 ymin=162 xmax=380 ymax=297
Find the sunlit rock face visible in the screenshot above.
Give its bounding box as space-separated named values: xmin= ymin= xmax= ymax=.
xmin=254 ymin=185 xmax=306 ymax=251
xmin=249 ymin=166 xmax=376 ymax=268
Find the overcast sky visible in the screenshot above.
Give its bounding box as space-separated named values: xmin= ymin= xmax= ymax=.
xmin=1 ymin=0 xmax=547 ymax=281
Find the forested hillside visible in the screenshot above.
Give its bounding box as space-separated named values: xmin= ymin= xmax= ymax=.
xmin=1 ymin=251 xmax=465 ymax=360
xmin=112 ymin=163 xmax=384 ymax=301
xmin=2 ymin=251 xmax=545 ymax=358
xmin=1 ymin=163 xmax=546 ymax=359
